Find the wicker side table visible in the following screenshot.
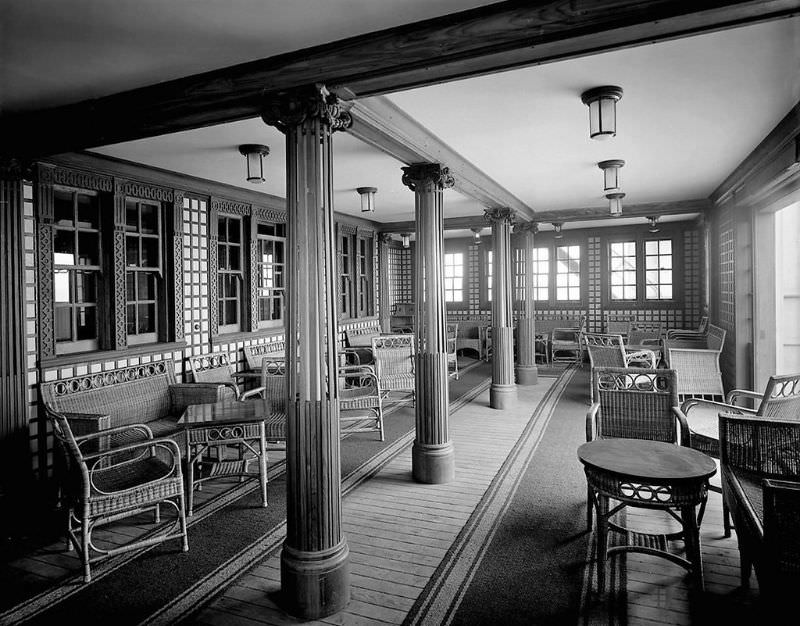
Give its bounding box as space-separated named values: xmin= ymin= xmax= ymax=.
xmin=179 ymin=398 xmax=284 ymax=516
xmin=577 ymin=438 xmax=716 ymax=593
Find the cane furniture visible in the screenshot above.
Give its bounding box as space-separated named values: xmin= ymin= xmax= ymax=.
xmin=48 ymin=412 xmax=189 ymax=583
xmin=626 ymin=320 xmax=664 ymax=347
xmin=583 ymin=333 xmax=657 ymax=402
xmin=664 ymin=324 xmax=727 ymax=403
xmin=371 ymin=334 xmax=416 ymax=406
xmin=188 ymin=351 xmax=265 ymax=401
xmin=603 ymin=313 xmax=635 ymax=340
xmin=389 ymin=302 xmax=415 ymax=333
xmin=179 ymin=397 xmax=279 ymax=516
xmin=447 ymin=323 xmax=459 ymax=379
xmin=665 ymin=316 xmax=709 ymax=340
xmin=719 ymin=413 xmax=800 ymax=605
xmin=681 ymin=372 xmax=800 ymax=535
xmin=549 ymin=315 xmax=586 ymax=364
xmin=585 ymin=367 xmax=690 ymax=530
xmin=339 ymin=363 xmax=385 ymax=440
xmin=578 ymin=438 xmax=716 ymax=592
xmin=243 ymin=341 xmax=286 ymax=372
xmin=448 ymin=315 xmax=491 ymax=361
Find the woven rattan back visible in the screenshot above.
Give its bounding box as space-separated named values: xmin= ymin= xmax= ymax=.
xmin=260 ymin=360 xmax=287 ymax=413
xmin=188 ymin=352 xmax=236 ymax=384
xmin=604 ymin=313 xmax=634 ymax=337
xmin=584 ymin=333 xmax=627 ymax=368
xmin=372 ymin=334 xmax=415 ymax=379
xmin=244 ymin=342 xmax=285 ymax=371
xmin=593 ymin=367 xmax=681 ymax=444
xmin=40 ymin=360 xmax=177 ymax=430
xmin=627 ymin=320 xmax=663 ymax=345
xmin=706 ymin=325 xmax=726 ymax=352
xmin=758 ymin=373 xmax=800 ymax=419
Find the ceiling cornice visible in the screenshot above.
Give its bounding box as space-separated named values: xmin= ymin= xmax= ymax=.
xmin=2 ymin=0 xmax=797 ymax=160
xmin=348 ymin=97 xmax=535 ymax=220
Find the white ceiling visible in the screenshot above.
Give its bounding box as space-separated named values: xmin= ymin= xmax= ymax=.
xmin=3 ymin=2 xmax=799 ymax=228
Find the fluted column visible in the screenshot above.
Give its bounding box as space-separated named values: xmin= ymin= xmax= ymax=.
xmin=262 ymin=84 xmax=350 ymax=619
xmin=514 ymin=222 xmax=539 ymax=385
xmin=486 ymin=208 xmax=517 ymax=408
xmin=378 ymin=233 xmax=392 ymax=333
xmin=402 ymin=163 xmax=455 ymax=484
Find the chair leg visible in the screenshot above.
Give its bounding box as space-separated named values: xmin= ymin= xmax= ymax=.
xmin=722 ymin=498 xmax=732 ymax=538
xmin=586 ymin=485 xmax=593 ymax=531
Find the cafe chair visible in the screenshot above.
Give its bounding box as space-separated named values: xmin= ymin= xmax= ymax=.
xmin=371 ymin=334 xmax=416 ymax=407
xmin=447 ymin=323 xmax=459 ymax=380
xmin=550 ymin=316 xmax=586 ymax=364
xmin=49 ymin=412 xmax=188 ymax=583
xmin=339 ymin=364 xmax=385 ymax=440
xmin=188 ymin=351 xmax=265 ymax=401
xmin=583 ymin=333 xmax=657 ymax=403
xmin=585 ymin=367 xmax=690 ymax=530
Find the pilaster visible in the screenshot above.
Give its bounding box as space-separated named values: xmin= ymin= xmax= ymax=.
xmin=401 ymin=163 xmax=455 ymax=484
xmin=378 ymin=233 xmax=392 ymax=333
xmin=262 ymin=84 xmax=351 ymax=619
xmin=486 ymin=208 xmax=517 ymax=407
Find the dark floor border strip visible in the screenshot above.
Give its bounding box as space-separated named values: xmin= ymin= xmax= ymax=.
xmin=403 ymin=366 xmax=577 ymax=626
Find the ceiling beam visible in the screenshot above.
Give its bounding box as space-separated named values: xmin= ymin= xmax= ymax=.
xmin=377 ymin=199 xmax=709 ymax=232
xmin=2 ymin=0 xmax=797 ymax=159
xmin=348 ymin=98 xmax=535 ymax=220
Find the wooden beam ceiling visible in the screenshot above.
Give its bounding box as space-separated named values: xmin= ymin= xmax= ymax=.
xmin=2 ymin=0 xmax=797 ymax=160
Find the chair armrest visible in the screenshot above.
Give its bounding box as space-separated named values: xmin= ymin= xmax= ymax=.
xmin=672 ymin=406 xmax=691 ymax=447
xmin=54 ymin=411 xmax=112 ymax=436
xmin=240 ymin=387 xmax=266 ymax=400
xmin=680 ymin=397 xmax=754 ymax=416
xmin=84 ymin=437 xmax=183 ymax=482
xmin=719 ymin=413 xmax=800 ymax=476
xmin=74 ymin=423 xmax=154 ymax=445
xmin=170 ymin=383 xmax=227 ymax=410
xmin=339 ymin=364 xmax=376 ymax=375
xmin=586 ymin=403 xmax=600 ymax=441
xmin=726 ymin=388 xmax=763 ymax=407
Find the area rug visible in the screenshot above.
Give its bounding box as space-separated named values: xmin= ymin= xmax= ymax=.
xmin=0 ymin=359 xmax=492 ymax=626
xmin=403 ymin=364 xmax=591 ymax=625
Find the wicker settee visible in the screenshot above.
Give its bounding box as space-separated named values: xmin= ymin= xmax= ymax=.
xmin=40 ymin=359 xmax=227 ymax=441
xmin=720 ymin=413 xmax=800 ymax=609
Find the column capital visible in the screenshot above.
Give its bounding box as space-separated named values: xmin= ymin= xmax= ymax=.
xmin=0 ymin=156 xmax=32 ymax=181
xmin=378 ymin=232 xmax=393 ymax=245
xmin=514 ymin=221 xmax=539 ymax=235
xmin=401 ymin=163 xmax=454 ymax=192
xmin=484 ymin=207 xmax=515 ymax=226
xmin=261 ymin=84 xmax=353 ymax=134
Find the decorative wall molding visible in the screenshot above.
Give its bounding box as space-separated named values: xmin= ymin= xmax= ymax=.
xmin=52 ymin=166 xmax=113 ymax=192
xmin=253 ymin=205 xmax=286 ymax=223
xmin=211 ymin=197 xmax=251 ymax=216
xmin=124 ymin=181 xmax=174 ymax=202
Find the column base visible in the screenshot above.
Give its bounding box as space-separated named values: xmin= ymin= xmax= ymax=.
xmin=412 ymin=441 xmax=455 ymax=484
xmin=280 ymin=539 xmax=350 ymax=619
xmin=490 ymin=383 xmax=517 ymax=409
xmin=515 ymin=364 xmax=539 ymax=386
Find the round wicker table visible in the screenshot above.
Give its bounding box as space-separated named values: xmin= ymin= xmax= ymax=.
xmin=577 ymin=438 xmax=717 ymax=593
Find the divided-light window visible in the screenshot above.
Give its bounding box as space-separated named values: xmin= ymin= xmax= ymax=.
xmin=125 ymin=199 xmax=162 ymax=344
xmin=486 ymin=251 xmax=493 ymax=302
xmin=444 ymin=252 xmax=464 ymax=302
xmin=610 ymin=241 xmax=637 ymax=300
xmin=532 ymin=247 xmax=549 ymax=301
xmin=217 ymin=215 xmax=243 ymax=333
xmin=645 ymin=239 xmax=673 ymax=300
xmin=257 ymin=223 xmax=285 ymax=327
xmin=556 ymin=245 xmax=581 ymax=301
xmin=53 ymin=188 xmax=102 ymax=353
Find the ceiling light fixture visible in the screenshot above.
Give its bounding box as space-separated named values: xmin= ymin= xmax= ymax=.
xmin=647 ymin=215 xmax=660 ymax=233
xmin=552 ymin=222 xmax=563 ymax=239
xmin=470 ymin=226 xmax=483 ymax=244
xmin=238 ymin=144 xmax=270 ymax=184
xmin=598 ymin=159 xmax=625 ymax=192
xmin=356 ymin=186 xmax=377 ymax=213
xmin=606 ymin=192 xmax=625 ymax=216
xmin=401 ymin=233 xmax=410 ymax=249
xmin=580 ymin=86 xmax=623 ymax=140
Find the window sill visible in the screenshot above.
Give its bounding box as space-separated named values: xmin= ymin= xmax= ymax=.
xmin=42 ymin=340 xmax=189 ymax=369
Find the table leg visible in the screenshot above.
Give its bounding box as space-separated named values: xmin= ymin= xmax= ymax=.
xmin=680 ymin=504 xmax=704 ymax=590
xmin=258 ymin=424 xmax=268 ymax=508
xmin=596 ymin=493 xmax=609 ymax=593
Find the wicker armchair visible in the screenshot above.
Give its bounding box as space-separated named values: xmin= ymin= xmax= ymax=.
xmin=585 ymin=367 xmax=690 ymax=529
xmin=682 ymin=372 xmax=800 ymax=536
xmin=627 ymin=320 xmax=664 ymax=347
xmin=550 ymin=315 xmax=586 ymax=364
xmin=603 ymin=312 xmax=635 ymax=340
xmin=188 ymin=351 xmax=265 ymax=401
xmin=583 ymin=333 xmax=657 ymax=403
xmin=243 ymin=341 xmax=285 ymax=372
xmin=665 ymin=316 xmax=709 ymax=340
xmin=371 ymin=334 xmax=416 ymax=406
xmin=49 ymin=412 xmax=188 ymax=583
xmin=447 ymin=323 xmax=459 ymax=380
xmin=664 ymin=324 xmax=727 ymax=403
xmin=719 ymin=414 xmax=800 ymax=606
xmin=339 ymin=364 xmax=385 ymax=440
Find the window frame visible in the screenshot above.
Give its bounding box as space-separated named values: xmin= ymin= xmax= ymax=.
xmin=215 ymin=213 xmax=244 ymax=335
xmin=608 ymin=240 xmax=638 ymax=302
xmin=255 ymin=222 xmax=286 ymax=330
xmin=510 ymin=235 xmax=588 ymax=308
xmin=337 ymin=224 xmax=376 ymax=320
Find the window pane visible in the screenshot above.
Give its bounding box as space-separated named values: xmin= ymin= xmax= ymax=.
xmin=54 ymin=270 xmax=70 ymax=302
xmin=569 ymin=287 xmax=579 ymax=300
xmin=127 ymin=304 xmax=137 ymax=335
xmin=646 ymin=285 xmax=659 ymax=299
xmin=126 ymin=272 xmax=136 ymax=300
xmin=140 ymin=238 xmax=159 ymax=267
xmin=126 ymin=237 xmax=139 ymax=266
xmin=75 ymin=271 xmax=96 ymax=303
xmin=224 ymin=299 xmax=238 ymax=325
xmin=125 ymin=199 xmax=138 ymax=231
xmin=645 ymin=240 xmax=658 ymax=255
xmin=218 ymin=217 xmax=228 ymax=242
xmin=660 ymin=240 xmax=672 ymax=254
xmin=227 ymin=219 xmax=241 ymax=243
xmin=228 ymin=246 xmax=240 ymax=271
xmin=138 ymin=303 xmax=156 ymax=333
xmin=645 ymin=255 xmax=658 ymax=269
xmin=140 ymin=204 xmax=158 ymax=234
xmin=661 ymin=285 xmax=673 ymax=299
xmin=218 ymin=244 xmax=227 ymax=269
xmin=77 ymin=231 xmax=100 ymax=265
xmin=76 ymin=306 xmax=97 ymax=340
xmin=55 ymin=306 xmax=72 ymax=341
xmin=610 ymin=242 xmax=623 ymax=256
xmin=624 ymin=286 xmax=636 ymax=300
xmin=646 ymin=270 xmax=659 ymax=284
xmin=138 ymin=272 xmax=157 ymax=300
xmin=76 ymin=194 xmax=99 ymax=229
xmin=54 ymin=190 xmax=74 ymax=226
xmin=54 ymin=230 xmax=76 ymax=265
xmin=611 ymin=286 xmax=623 ymax=299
